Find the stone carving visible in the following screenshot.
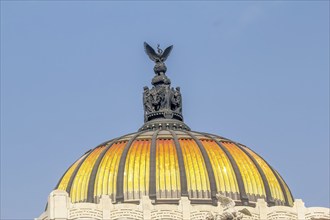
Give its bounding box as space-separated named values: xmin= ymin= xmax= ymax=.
xmin=37 ymin=190 xmax=330 ymax=220
xmin=206 ymin=212 xmax=216 ymax=220
xmin=206 ymin=194 xmax=252 ymax=220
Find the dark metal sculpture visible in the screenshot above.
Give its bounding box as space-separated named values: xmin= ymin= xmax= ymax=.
xmin=142 ymin=42 xmax=185 ymax=125
xmin=144 ymin=42 xmax=173 ymax=75
xmin=142 ymin=86 xmax=182 ymax=112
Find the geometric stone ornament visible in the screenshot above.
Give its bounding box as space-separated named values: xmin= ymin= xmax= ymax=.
xmin=36 ymin=190 xmax=330 ymax=220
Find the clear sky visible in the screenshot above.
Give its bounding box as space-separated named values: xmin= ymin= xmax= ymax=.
xmin=1 ymin=1 xmax=329 ymax=219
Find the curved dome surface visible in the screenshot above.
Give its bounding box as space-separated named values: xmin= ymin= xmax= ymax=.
xmin=55 ymin=130 xmax=293 ymax=207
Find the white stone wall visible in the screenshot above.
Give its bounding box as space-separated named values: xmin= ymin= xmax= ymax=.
xmin=36 ymin=190 xmax=330 ymax=220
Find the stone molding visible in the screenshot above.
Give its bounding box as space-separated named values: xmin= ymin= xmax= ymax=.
xmin=36 ymin=190 xmax=330 ymax=220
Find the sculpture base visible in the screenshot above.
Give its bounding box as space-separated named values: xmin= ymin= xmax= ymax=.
xmin=139 ymin=119 xmax=191 ymax=131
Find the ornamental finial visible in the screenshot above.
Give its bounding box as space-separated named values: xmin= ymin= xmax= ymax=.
xmin=140 ymin=42 xmax=190 ymax=131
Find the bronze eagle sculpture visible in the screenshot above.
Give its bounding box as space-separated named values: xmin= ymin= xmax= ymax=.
xmin=144 ymin=42 xmax=173 ymax=75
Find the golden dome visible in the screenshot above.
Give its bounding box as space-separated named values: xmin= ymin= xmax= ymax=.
xmin=55 ymin=130 xmax=293 ymax=207
xmin=55 ymin=43 xmax=293 ymax=208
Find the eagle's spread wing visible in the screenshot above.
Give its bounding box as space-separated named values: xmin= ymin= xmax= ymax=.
xmin=238 ymin=208 xmax=252 ymax=216
xmin=161 ymin=45 xmax=173 ymax=61
xmin=217 ymin=194 xmax=235 ymax=208
xmin=144 ymin=42 xmax=159 ymax=62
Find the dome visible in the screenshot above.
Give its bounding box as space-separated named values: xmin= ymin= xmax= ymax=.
xmin=54 ymin=42 xmax=293 ymax=209
xmin=55 ymin=129 xmax=293 ymax=207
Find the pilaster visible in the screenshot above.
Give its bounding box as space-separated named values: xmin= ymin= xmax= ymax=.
xmin=99 ymin=195 xmax=113 ymax=220
xmin=293 ymin=199 xmax=306 ymax=220
xmin=141 ymin=196 xmax=152 ymax=219
xmin=179 ymin=196 xmax=191 ymax=220
xmin=256 ymin=198 xmax=268 ymax=220
xmin=48 ymin=190 xmax=69 ymax=220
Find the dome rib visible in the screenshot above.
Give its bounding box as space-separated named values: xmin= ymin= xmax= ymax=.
xmin=273 ymin=169 xmax=294 ymax=206
xmin=233 ymin=143 xmax=275 ymax=206
xmin=148 ymin=130 xmax=160 ymax=201
xmin=169 ymin=130 xmax=188 ymax=197
xmin=116 ymin=131 xmax=147 ymax=202
xmin=200 ymin=132 xmax=249 ymax=205
xmin=243 ymin=147 xmax=285 ymax=205
xmin=87 ymin=141 xmax=113 ymax=203
xmin=97 ymin=141 xmax=127 ymax=201
xmin=72 ymin=146 xmax=107 ymax=202
xmin=246 ymin=146 xmax=292 ymax=206
xmin=223 ymin=142 xmax=266 ymax=200
xmin=55 ymin=151 xmax=89 ymax=191
xmin=86 ymin=133 xmax=133 ymax=203
xmin=187 ymin=139 xmax=208 ymax=198
xmin=271 ymin=168 xmax=290 ymax=206
xmin=185 ymin=131 xmax=217 ymax=205
xmin=66 ymin=149 xmax=93 ymax=196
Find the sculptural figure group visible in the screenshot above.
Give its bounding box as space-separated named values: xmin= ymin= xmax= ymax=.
xmin=143 ymin=85 xmax=182 ymax=121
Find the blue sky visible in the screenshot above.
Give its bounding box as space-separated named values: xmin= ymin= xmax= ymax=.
xmin=1 ymin=1 xmax=329 ymax=219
